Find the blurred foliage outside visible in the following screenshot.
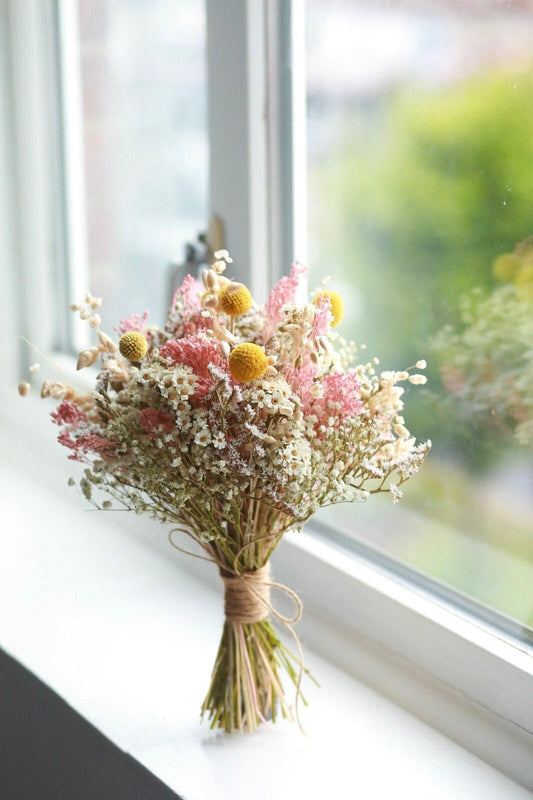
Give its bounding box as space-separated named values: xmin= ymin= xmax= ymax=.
xmin=309 ymin=67 xmax=533 ymax=459
xmin=308 ymin=67 xmax=533 ymax=626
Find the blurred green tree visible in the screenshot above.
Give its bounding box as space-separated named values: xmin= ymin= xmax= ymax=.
xmin=310 ymin=68 xmax=533 ymax=458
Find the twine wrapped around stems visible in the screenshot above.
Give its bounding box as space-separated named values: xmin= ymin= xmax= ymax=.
xmin=169 ymin=527 xmax=310 ymax=732
xmin=221 ymin=564 xmax=271 ymax=623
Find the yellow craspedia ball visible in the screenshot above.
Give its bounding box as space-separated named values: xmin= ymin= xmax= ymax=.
xmin=218 ymin=283 xmax=253 ymax=316
xmin=119 ymin=331 xmax=148 ymax=362
xmin=493 ymin=253 xmax=521 ymax=282
xmin=313 ymin=290 xmax=344 ymax=327
xmin=229 ymin=343 xmax=267 ymax=382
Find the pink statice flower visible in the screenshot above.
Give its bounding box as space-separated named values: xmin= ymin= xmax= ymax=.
xmin=306 ymin=371 xmax=363 ymax=430
xmin=78 ymin=434 xmax=118 ymax=456
xmin=51 ymin=400 xmax=87 ymax=426
xmin=160 ymin=336 xmax=232 ymax=400
xmin=263 ymin=262 xmax=309 ymax=340
xmin=57 ymin=430 xmax=78 ymax=452
xmin=117 ymin=311 xmax=149 ymax=335
xmin=285 ymin=359 xmax=318 ymax=401
xmin=181 ymin=310 xmax=214 ymax=337
xmin=167 ymin=275 xmax=206 ymax=337
xmin=139 ymin=408 xmax=175 ymax=436
xmin=172 ymin=274 xmax=202 ymax=313
xmin=57 ymin=428 xmax=117 ymax=461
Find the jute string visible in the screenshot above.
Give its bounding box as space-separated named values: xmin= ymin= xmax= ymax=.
xmin=221 ymin=564 xmax=272 ymax=623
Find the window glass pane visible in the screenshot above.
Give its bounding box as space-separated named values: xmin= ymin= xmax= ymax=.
xmin=306 ymin=0 xmax=533 ymax=631
xmin=76 ymin=0 xmax=207 ymax=330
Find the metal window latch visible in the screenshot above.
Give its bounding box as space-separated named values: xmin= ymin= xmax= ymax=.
xmin=166 ymin=215 xmax=225 ymax=302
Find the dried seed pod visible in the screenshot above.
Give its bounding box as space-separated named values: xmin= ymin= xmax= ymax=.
xmin=205 ymin=269 xmax=218 ymax=290
xmin=41 ymin=381 xmax=67 ymax=399
xmin=76 ymin=347 xmax=100 ymax=370
xmin=203 ymin=293 xmax=219 ymax=309
xmin=98 ymin=331 xmax=118 ymax=353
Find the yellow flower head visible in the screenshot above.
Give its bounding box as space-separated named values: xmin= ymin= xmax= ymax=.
xmin=313 ymin=289 xmax=344 ymax=327
xmin=218 ymin=283 xmax=252 ymax=316
xmin=229 ymin=343 xmax=267 ymax=382
xmin=119 ymin=331 xmax=148 ymax=362
xmin=493 ymin=253 xmax=521 ymax=282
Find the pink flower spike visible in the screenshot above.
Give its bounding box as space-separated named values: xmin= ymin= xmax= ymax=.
xmin=117 ymin=311 xmax=149 ymax=335
xmin=51 ymin=401 xmax=87 ymax=426
xmin=172 ymin=274 xmax=202 ymax=313
xmin=263 ymin=261 xmax=309 ymax=340
xmin=160 ymin=335 xmax=232 ymax=400
xmin=139 ymin=408 xmax=175 ymax=436
xmin=320 ymin=372 xmax=362 ymax=418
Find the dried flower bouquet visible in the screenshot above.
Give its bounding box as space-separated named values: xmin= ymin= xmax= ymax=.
xmin=23 ymin=253 xmax=430 ymax=733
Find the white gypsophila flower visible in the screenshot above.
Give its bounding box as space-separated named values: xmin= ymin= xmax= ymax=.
xmin=389 ymin=483 xmax=403 ymax=504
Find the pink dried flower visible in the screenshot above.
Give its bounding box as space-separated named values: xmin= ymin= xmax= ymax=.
xmin=172 ymin=274 xmax=202 ymax=313
xmin=160 ymin=336 xmax=232 ymax=400
xmin=306 ymin=372 xmax=362 ymax=428
xmin=285 ymin=360 xmax=318 ymax=400
xmin=182 ymin=310 xmax=214 ymax=336
xmin=51 ymin=400 xmax=87 ymax=426
xmin=57 ymin=430 xmax=78 ymax=451
xmin=117 ymin=311 xmax=149 ymax=335
xmin=263 ymin=262 xmax=309 ymax=340
xmin=139 ymin=408 xmax=175 ymax=435
xmin=321 ymin=372 xmax=362 ymax=416
xmin=78 ymin=434 xmax=118 ymax=455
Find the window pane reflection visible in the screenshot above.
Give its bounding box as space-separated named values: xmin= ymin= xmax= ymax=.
xmin=77 ymin=0 xmax=207 ymax=330
xmin=306 ymin=0 xmax=533 ymax=630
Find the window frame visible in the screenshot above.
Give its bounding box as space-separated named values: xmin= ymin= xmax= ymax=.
xmin=2 ymin=0 xmax=532 ymax=788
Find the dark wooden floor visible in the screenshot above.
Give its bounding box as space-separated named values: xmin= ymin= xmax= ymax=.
xmin=0 ymin=648 xmax=183 ymax=800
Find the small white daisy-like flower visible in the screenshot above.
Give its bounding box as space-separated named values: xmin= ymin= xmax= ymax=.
xmin=213 ymin=432 xmax=226 ymax=449
xmin=194 ymin=429 xmax=211 ymax=446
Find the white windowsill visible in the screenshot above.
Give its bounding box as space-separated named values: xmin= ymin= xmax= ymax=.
xmin=1 ymin=394 xmax=531 ymax=799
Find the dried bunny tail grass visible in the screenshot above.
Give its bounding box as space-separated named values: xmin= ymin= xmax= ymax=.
xmin=40 ymin=379 xmax=93 ymax=410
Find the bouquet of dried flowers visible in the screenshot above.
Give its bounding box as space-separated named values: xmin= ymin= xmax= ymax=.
xmin=21 ymin=253 xmax=430 ymax=733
